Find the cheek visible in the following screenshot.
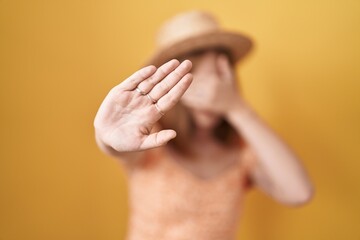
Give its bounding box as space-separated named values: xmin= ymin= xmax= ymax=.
xmin=191 ymin=72 xmax=219 ymax=89
xmin=182 ymin=76 xmax=202 ymax=97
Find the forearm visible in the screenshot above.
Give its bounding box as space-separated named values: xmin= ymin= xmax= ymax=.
xmin=227 ymin=99 xmax=314 ymax=206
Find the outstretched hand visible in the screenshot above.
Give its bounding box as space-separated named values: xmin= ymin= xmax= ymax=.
xmin=94 ymin=59 xmax=193 ymax=152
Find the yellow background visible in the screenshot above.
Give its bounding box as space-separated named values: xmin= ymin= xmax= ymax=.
xmin=1 ymin=0 xmax=359 ymax=239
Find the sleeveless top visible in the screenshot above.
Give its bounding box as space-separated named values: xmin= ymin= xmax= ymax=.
xmin=123 ymin=147 xmax=253 ymax=240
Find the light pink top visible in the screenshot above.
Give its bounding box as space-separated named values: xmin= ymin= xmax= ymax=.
xmin=124 ymin=148 xmax=252 ymax=240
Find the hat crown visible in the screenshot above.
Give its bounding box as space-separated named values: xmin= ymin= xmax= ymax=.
xmin=156 ymin=11 xmax=221 ymax=50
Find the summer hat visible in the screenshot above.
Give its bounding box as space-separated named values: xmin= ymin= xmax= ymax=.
xmin=146 ymin=10 xmax=253 ymax=67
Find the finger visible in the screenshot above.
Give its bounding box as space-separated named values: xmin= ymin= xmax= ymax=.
xmin=137 ymin=59 xmax=180 ymax=94
xmin=217 ymin=54 xmax=233 ymax=82
xmin=120 ymin=65 xmax=157 ymax=91
xmin=149 ymin=60 xmax=192 ymax=101
xmin=140 ymin=129 xmax=177 ymax=149
xmin=157 ymin=72 xmax=193 ymax=112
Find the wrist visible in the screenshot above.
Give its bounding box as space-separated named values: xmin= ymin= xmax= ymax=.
xmin=95 ymin=133 xmax=120 ymax=156
xmin=226 ymin=98 xmax=254 ymax=126
xmin=226 ymin=95 xmax=248 ymax=115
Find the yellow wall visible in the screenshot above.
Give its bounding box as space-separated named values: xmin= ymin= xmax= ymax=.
xmin=1 ymin=0 xmax=359 ymax=239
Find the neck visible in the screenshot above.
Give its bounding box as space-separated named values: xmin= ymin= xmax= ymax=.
xmin=193 ymin=127 xmax=214 ymax=140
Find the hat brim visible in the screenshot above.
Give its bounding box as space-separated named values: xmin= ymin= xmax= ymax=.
xmin=145 ymin=30 xmax=253 ymax=67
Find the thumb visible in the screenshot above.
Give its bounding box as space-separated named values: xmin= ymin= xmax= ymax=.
xmin=140 ymin=129 xmax=177 ymax=150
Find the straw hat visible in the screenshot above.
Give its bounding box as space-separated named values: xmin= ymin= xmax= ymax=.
xmin=146 ymin=10 xmax=253 ymax=67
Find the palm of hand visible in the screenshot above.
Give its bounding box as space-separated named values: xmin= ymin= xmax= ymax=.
xmin=94 ymin=60 xmax=193 ymax=152
xmin=98 ymin=90 xmax=160 ymax=151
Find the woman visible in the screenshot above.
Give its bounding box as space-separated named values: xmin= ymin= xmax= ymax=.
xmin=94 ymin=11 xmax=314 ymax=240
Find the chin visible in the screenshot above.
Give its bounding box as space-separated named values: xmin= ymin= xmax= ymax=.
xmin=193 ymin=113 xmax=221 ymax=130
xmin=193 ymin=110 xmax=221 ymax=130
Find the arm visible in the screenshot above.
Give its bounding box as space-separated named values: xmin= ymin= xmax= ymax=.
xmin=181 ymin=53 xmax=314 ymax=206
xmin=93 ymin=59 xmax=193 ymax=164
xmin=217 ymin=56 xmax=314 ymax=206
xmin=226 ymin=99 xmax=314 ymax=206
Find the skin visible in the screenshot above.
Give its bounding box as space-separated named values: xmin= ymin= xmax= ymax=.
xmin=94 ymin=50 xmax=314 ymax=206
